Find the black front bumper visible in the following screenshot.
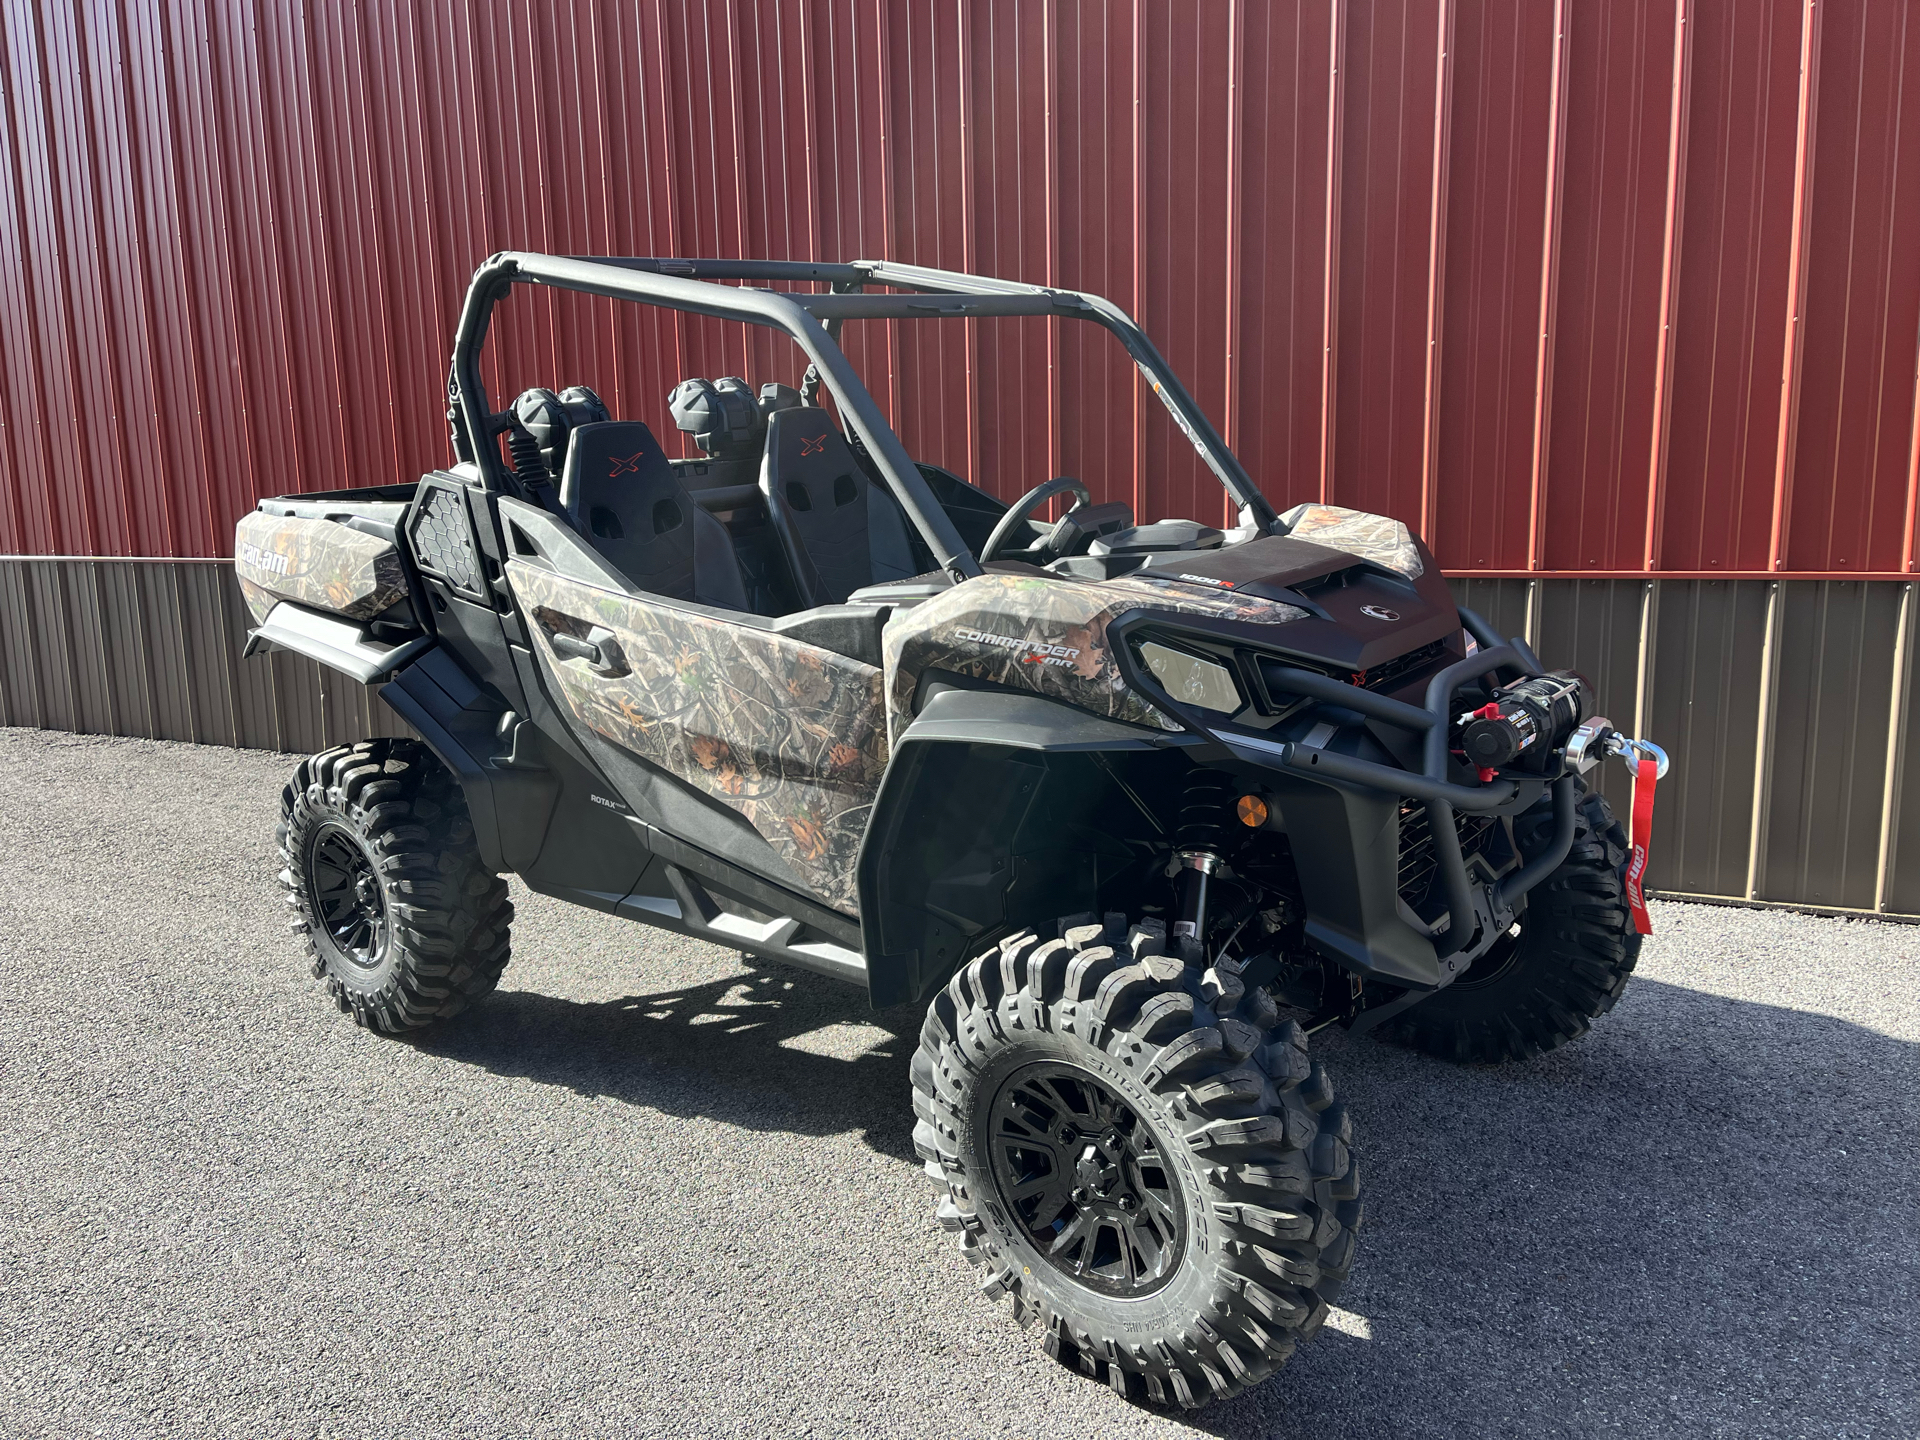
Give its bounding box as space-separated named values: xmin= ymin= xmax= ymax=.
xmin=1141 ymin=607 xmax=1583 ymax=992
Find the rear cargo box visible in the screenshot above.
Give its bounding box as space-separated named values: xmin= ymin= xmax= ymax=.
xmin=234 ymin=509 xmax=409 ymax=624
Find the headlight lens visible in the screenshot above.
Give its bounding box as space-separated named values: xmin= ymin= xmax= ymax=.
xmin=1138 ymin=640 xmax=1243 ymax=714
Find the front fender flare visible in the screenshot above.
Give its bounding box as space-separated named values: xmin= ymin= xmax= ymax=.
xmin=856 ymin=687 xmax=1198 ymax=1008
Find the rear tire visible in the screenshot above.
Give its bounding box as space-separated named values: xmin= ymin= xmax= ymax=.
xmin=1380 ymin=780 xmax=1640 ymax=1064
xmin=912 ymin=914 xmax=1361 ymax=1408
xmin=277 ymin=738 xmax=512 ymax=1033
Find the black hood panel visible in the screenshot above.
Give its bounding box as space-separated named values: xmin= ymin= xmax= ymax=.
xmin=1140 ymin=532 xmax=1459 ymax=674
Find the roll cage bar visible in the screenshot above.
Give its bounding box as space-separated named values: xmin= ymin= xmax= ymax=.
xmin=447 ymin=252 xmax=1281 ymax=584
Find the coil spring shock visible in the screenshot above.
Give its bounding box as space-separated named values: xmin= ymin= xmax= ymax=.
xmin=1177 ymin=771 xmax=1234 ymax=854
xmin=1173 ymin=772 xmax=1234 ymax=953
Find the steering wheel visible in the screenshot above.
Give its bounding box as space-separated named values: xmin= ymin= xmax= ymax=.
xmin=979 ymin=476 xmax=1093 ymax=563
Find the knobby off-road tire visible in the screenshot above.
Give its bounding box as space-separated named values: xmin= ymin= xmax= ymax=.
xmin=1382 ymin=779 xmax=1641 ymax=1064
xmin=912 ymin=913 xmax=1362 ymax=1408
xmin=278 ymin=738 xmax=512 ymax=1033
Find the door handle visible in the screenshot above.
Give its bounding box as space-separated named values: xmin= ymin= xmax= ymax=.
xmin=545 ymin=621 xmax=629 ymax=678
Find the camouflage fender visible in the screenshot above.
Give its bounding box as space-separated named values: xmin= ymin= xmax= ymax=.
xmin=233 ymin=511 xmax=409 ymax=623
xmin=1279 ymin=502 xmax=1425 ymax=579
xmin=880 ymin=571 xmax=1308 ymax=745
xmin=508 ymin=561 xmax=888 ymax=914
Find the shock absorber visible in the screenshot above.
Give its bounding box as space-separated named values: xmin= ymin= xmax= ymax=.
xmin=506 ymin=425 xmax=552 ymax=498
xmin=1173 ymin=772 xmax=1233 ymax=953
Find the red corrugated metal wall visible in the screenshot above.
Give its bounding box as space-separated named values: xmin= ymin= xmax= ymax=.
xmin=2 ymin=0 xmax=1918 ymax=577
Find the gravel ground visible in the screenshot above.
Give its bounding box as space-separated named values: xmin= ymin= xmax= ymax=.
xmin=0 ymin=727 xmax=1914 ymax=1439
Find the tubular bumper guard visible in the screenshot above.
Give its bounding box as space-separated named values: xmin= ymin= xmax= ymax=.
xmin=1188 ymin=608 xmax=1663 ymax=966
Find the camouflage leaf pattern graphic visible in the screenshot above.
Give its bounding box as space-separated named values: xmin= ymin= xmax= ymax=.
xmin=880 ymin=571 xmax=1308 ymax=746
xmin=1279 ymin=502 xmax=1425 ymax=579
xmin=233 ymin=511 xmax=409 ymax=623
xmin=508 ymin=561 xmax=888 ymax=914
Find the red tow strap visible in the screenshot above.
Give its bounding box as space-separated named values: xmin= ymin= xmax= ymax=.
xmin=1623 ymin=755 xmax=1657 ymax=935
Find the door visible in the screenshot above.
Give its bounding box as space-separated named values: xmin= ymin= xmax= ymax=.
xmin=503 ymin=550 xmax=888 ymax=916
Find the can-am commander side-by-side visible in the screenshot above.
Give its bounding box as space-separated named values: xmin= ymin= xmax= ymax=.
xmin=234 ymin=253 xmax=1665 ymax=1408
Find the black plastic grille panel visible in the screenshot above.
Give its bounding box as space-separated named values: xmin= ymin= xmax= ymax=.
xmin=1353 ymin=637 xmax=1446 ymax=691
xmin=409 ymin=485 xmax=482 ymax=595
xmin=1397 ymin=802 xmax=1500 ymax=917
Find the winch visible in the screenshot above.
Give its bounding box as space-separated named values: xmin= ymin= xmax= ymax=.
xmin=1456 ymin=670 xmax=1591 ymax=778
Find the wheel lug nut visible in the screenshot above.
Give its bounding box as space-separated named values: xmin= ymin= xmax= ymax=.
xmin=1058 ymin=1127 xmax=1076 ymax=1143
xmin=1117 ymin=1195 xmax=1135 ymax=1212
xmin=1071 ymin=1186 xmax=1091 ymax=1204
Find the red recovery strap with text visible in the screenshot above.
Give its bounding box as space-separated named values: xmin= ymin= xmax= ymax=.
xmin=1623 ymin=756 xmax=1657 ymax=935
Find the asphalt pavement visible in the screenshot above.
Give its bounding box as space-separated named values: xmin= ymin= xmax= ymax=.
xmin=0 ymin=728 xmax=1914 ymax=1439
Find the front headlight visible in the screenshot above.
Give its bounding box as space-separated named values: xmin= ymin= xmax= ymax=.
xmin=1137 ymin=639 xmax=1243 ymax=714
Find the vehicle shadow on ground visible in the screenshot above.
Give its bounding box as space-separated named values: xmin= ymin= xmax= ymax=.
xmin=411 ymin=961 xmax=928 ymax=1165
xmin=1194 ymin=979 xmax=1918 ymax=1439
xmin=415 ymin=964 xmax=1916 ymax=1440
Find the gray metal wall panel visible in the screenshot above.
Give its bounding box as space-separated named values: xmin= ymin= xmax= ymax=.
xmin=1886 ymin=587 xmax=1920 ymax=913
xmin=1532 ymin=581 xmax=1648 ymax=831
xmin=97 ymin=564 xmax=154 ymax=738
xmin=0 ymin=565 xmax=39 ymax=727
xmin=221 ymin=568 xmax=276 ymax=750
xmin=63 ymin=566 xmax=113 ymax=735
xmin=1760 ymin=582 xmax=1903 ymax=910
xmin=0 ymin=558 xmax=403 ymax=754
xmin=24 ymin=565 xmax=78 ymax=733
xmin=1447 ymin=578 xmax=1530 ymax=642
xmin=1646 ymin=581 xmax=1770 ymax=899
xmin=138 ymin=564 xmax=197 ymax=743
xmin=181 ymin=563 xmax=242 ymax=748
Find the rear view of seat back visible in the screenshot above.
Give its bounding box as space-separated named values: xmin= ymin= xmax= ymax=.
xmin=760 ymin=409 xmax=919 ymax=608
xmin=558 ymin=421 xmax=748 ymax=611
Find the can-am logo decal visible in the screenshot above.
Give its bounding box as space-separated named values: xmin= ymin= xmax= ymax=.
xmin=1360 ymin=605 xmax=1400 ymax=621
xmin=953 ymin=627 xmax=1082 ymax=667
xmin=238 ymin=542 xmax=291 ymax=577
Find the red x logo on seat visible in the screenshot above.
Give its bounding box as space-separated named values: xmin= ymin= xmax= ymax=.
xmin=608 ymin=451 xmax=648 ymax=477
xmin=799 ymin=434 xmax=828 ymax=457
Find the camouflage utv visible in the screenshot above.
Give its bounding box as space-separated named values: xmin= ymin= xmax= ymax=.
xmin=237 ymin=253 xmax=1666 ymax=1408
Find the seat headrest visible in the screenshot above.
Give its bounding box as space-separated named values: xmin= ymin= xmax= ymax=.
xmin=562 ymin=417 xmax=669 ymax=486
xmin=765 ymin=408 xmax=862 ymax=506
xmin=560 ymin=422 xmax=690 ymax=544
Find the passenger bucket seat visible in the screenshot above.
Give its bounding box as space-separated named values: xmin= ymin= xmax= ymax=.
xmin=558 ymin=421 xmax=749 ymax=611
xmin=760 ymin=408 xmax=919 ymax=607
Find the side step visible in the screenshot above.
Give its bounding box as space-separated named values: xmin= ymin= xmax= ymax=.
xmin=632 ymin=865 xmax=866 ymax=987
xmin=526 ymin=822 xmax=868 ymax=991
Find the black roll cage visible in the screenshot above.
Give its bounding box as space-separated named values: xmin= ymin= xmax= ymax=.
xmin=446 ymin=252 xmax=1281 ymax=583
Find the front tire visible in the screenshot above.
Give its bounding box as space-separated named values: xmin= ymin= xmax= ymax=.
xmin=1380 ymin=780 xmax=1641 ymax=1064
xmin=278 ymin=738 xmax=512 ymax=1033
xmin=912 ymin=914 xmax=1361 ymax=1408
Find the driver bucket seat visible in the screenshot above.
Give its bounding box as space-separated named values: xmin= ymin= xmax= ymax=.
xmin=760 ymin=409 xmax=919 ymax=607
xmin=558 ymin=421 xmax=749 ymax=610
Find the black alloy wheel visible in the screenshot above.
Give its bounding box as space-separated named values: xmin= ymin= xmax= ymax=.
xmin=279 ymin=738 xmax=513 ymax=1032
xmin=913 ymin=911 xmax=1362 ymax=1407
xmin=305 ymin=821 xmax=389 ymax=971
xmin=988 ymin=1062 xmax=1185 ymax=1297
